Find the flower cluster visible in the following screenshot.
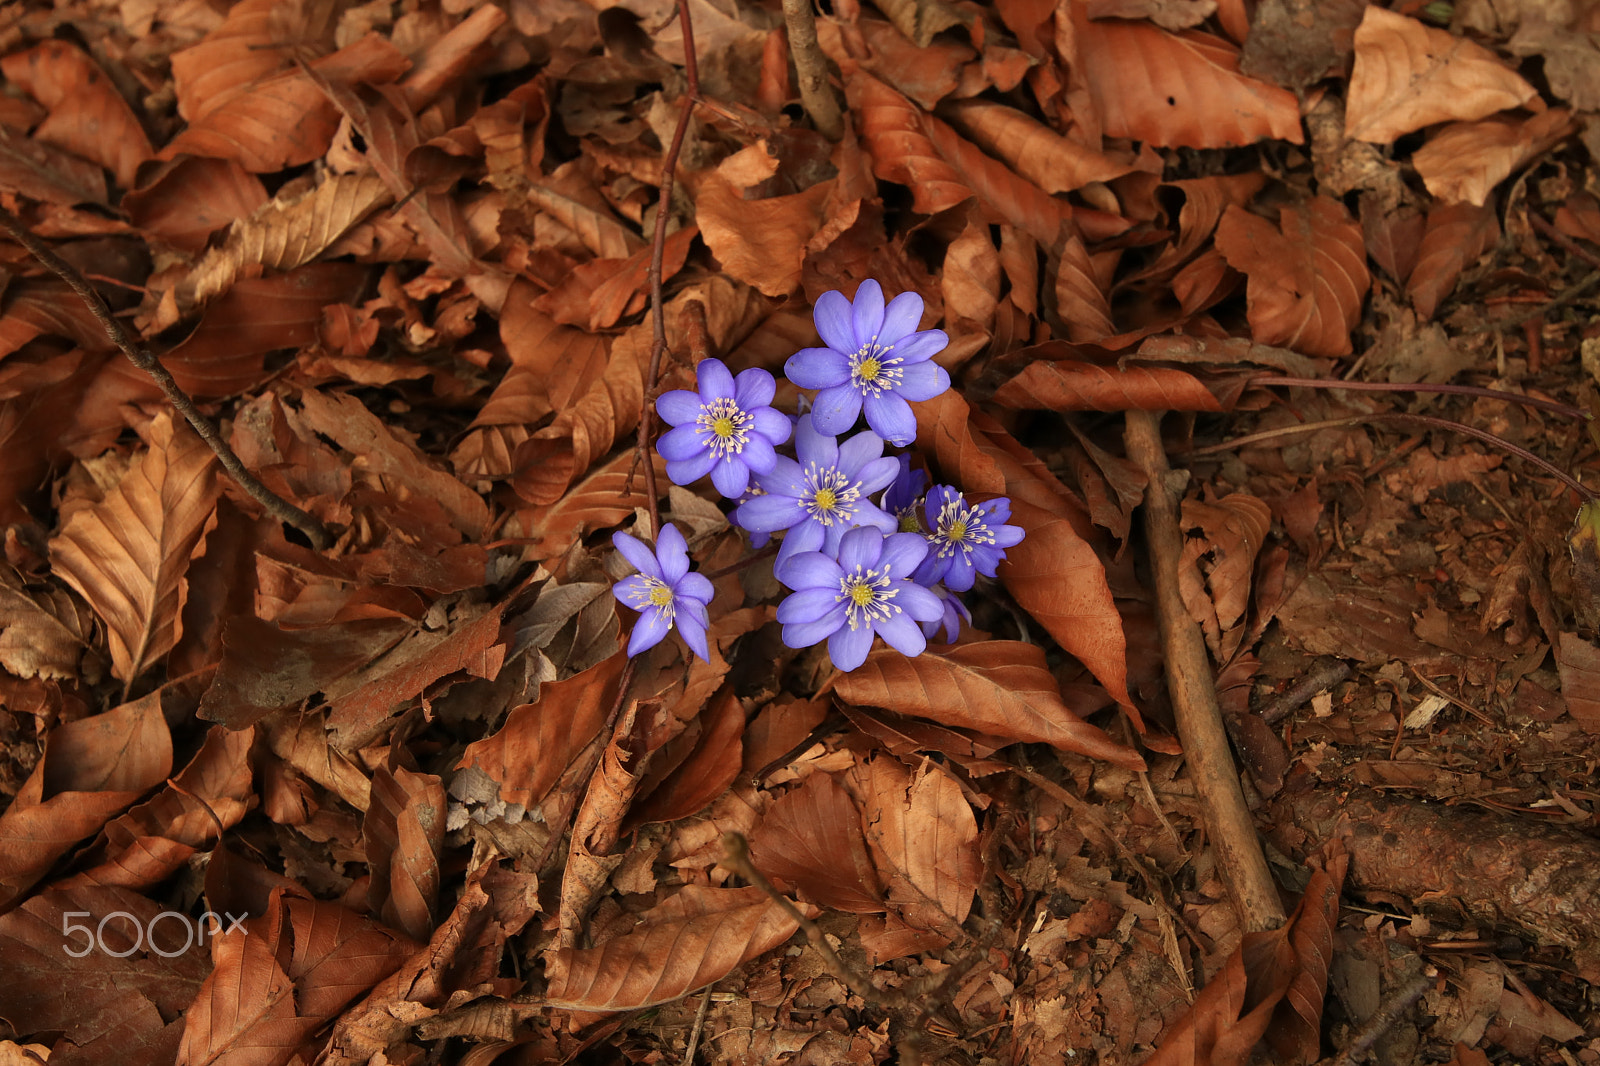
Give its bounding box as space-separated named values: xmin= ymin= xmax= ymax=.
xmin=612 ymin=280 xmax=1024 ymax=671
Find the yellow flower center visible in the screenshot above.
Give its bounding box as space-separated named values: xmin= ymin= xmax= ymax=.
xmin=948 ymin=520 xmax=968 ymax=542
xmin=898 ymin=512 xmax=921 ymax=533
xmin=648 ymin=584 xmax=674 ymax=606
xmin=855 ymin=356 xmax=881 ymax=383
xmin=813 ymin=488 xmax=838 ymax=512
xmin=710 ymin=416 xmax=735 ymax=439
xmin=848 ymin=583 xmax=875 ymax=607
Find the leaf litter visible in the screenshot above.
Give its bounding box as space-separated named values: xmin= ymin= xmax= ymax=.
xmin=0 ymin=0 xmax=1597 ymax=1063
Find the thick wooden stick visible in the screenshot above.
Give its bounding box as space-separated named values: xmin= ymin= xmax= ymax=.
xmin=780 ymin=0 xmax=844 ymax=141
xmin=1124 ymin=409 xmax=1285 ymax=932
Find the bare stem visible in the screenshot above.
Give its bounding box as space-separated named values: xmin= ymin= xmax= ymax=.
xmin=780 ymin=0 xmax=844 ymax=141
xmin=701 ymin=542 xmax=778 ymax=580
xmin=637 ymin=0 xmax=703 ymax=539
xmin=0 ymin=206 xmax=333 ymax=551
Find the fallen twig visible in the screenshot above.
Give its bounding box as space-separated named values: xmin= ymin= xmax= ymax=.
xmin=780 ymin=0 xmax=844 ymax=141
xmin=1322 ymin=966 xmax=1436 ymax=1066
xmin=1124 ymin=410 xmax=1286 ymax=933
xmin=0 ymin=205 xmax=333 ymax=550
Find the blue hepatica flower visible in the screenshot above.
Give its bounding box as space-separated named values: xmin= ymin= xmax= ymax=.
xmin=914 ymin=486 xmax=1027 ymax=592
xmin=611 ymin=524 xmax=714 ymax=661
xmin=882 ymin=454 xmax=928 ymax=534
xmin=785 ymin=280 xmax=950 ymax=446
xmin=777 ymin=527 xmax=943 ymax=671
xmin=734 ymin=414 xmax=899 ymax=578
xmin=656 ymin=358 xmax=791 ymax=498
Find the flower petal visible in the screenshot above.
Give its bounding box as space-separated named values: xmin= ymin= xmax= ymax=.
xmin=854 ymin=455 xmax=901 ymax=497
xmin=755 ymin=455 xmax=804 ymax=496
xmin=784 ymin=605 xmax=847 ymax=650
xmin=666 ymin=449 xmax=717 ymax=486
xmin=879 ymin=290 xmax=924 ymax=343
xmin=612 ymin=574 xmax=654 ymax=607
xmin=751 ymin=407 xmax=793 ymax=446
xmin=785 ymin=347 xmax=850 ymax=390
xmin=676 ymin=572 xmax=714 ymax=603
xmin=711 ymin=457 xmax=750 ymax=498
xmin=736 ymin=493 xmax=808 ymax=532
xmin=696 ymin=357 xmax=735 ymax=400
xmin=612 ymin=531 xmax=663 ymax=579
xmin=795 ymin=414 xmax=839 ymax=469
xmin=991 ymin=524 xmax=1026 ymax=549
xmin=740 ymin=434 xmax=777 ymax=476
xmin=878 ymin=531 xmax=930 ymax=575
xmin=779 ymin=549 xmax=842 ymax=590
xmin=895 ymin=581 xmax=945 ymax=621
xmin=854 ymin=500 xmax=899 ymax=534
xmin=828 ymin=622 xmax=875 ymax=671
xmin=810 ymin=384 xmax=862 ymax=437
xmin=733 ymin=367 xmax=776 ymax=409
xmin=656 ymin=423 xmax=707 ymax=462
xmin=836 ymin=526 xmax=882 ymax=573
xmin=876 ymin=612 xmax=927 ymax=658
xmin=776 ymin=521 xmax=825 ymax=582
xmin=886 ymin=329 xmax=948 ymax=364
xmin=677 ymin=611 xmax=710 ymax=662
xmin=851 ymin=279 xmax=884 ymax=345
xmin=835 ymin=428 xmax=885 ymax=477
xmin=813 ymin=290 xmax=858 ymax=352
xmin=656 ymin=389 xmax=702 ymax=426
xmin=863 ymin=393 xmax=916 ymax=446
xmin=895 ymin=360 xmax=951 ymax=402
xmin=913 ymin=551 xmax=949 ymax=587
xmin=942 ymin=554 xmax=978 ymax=591
xmin=777 ymin=587 xmax=842 ymax=624
xmin=627 ymin=607 xmax=673 ymax=656
xmin=656 ymin=523 xmax=691 ymax=583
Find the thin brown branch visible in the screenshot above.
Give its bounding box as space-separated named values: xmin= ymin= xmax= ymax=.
xmin=1247 ymin=375 xmax=1588 ymax=421
xmin=0 ymin=205 xmax=333 ymax=551
xmin=780 ymin=0 xmax=844 ymax=141
xmin=638 ymin=0 xmax=703 ymax=539
xmin=1529 ymin=211 xmax=1600 ymax=270
xmin=1124 ymin=410 xmax=1286 ymax=933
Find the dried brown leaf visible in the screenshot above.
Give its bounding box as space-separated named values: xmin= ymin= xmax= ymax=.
xmin=542 ymin=885 xmax=803 ymax=1011
xmin=1075 ymin=7 xmax=1303 ymax=148
xmin=993 ymin=360 xmax=1222 ymax=412
xmin=1054 ymin=233 xmax=1116 ymax=341
xmin=628 ymin=685 xmax=746 ymax=827
xmin=748 ymin=771 xmax=884 ymax=913
xmin=124 ymin=156 xmax=269 ymax=254
xmin=854 ymin=756 xmax=979 ymax=933
xmin=1214 ymin=197 xmax=1369 ymax=358
xmin=1344 ymin=6 xmax=1537 ymax=144
xmin=0 ymin=694 xmax=172 ymax=906
xmin=698 ymin=174 xmax=832 ymax=296
xmin=941 ymin=98 xmax=1136 ymax=193
xmin=1412 ymin=109 xmax=1575 ymax=207
xmin=507 ymin=448 xmax=665 ymax=563
xmin=363 ymin=766 xmax=446 ymax=943
xmin=911 ymin=390 xmax=1006 ymax=495
xmin=1 ymin=42 xmax=153 ymax=189
xmin=0 ymin=123 xmax=109 ymax=205
xmin=183 ymin=173 xmax=393 ymax=303
xmin=49 ymin=413 xmax=221 ymax=684
xmin=527 ymin=184 xmax=645 ymax=260
xmin=1407 ymin=201 xmax=1498 ymax=321
xmin=835 ymin=641 xmax=1144 ymax=768
xmin=0 ymin=565 xmax=92 ymax=680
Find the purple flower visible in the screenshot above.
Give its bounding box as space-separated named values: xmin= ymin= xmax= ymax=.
xmin=785 ymin=280 xmax=950 ymax=446
xmin=656 ymin=358 xmax=791 ymax=498
xmin=882 ymin=454 xmax=928 ymax=533
xmin=776 ymin=527 xmax=943 ymax=671
xmin=733 ymin=415 xmax=899 ymax=579
xmin=611 ymin=524 xmax=714 ymax=661
xmin=921 ymin=584 xmax=971 ymax=644
xmin=913 ymin=486 xmax=1026 ymax=592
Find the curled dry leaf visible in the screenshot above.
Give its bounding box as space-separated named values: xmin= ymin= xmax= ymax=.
xmin=1181 ymin=493 xmax=1273 ymax=660
xmin=1074 ymin=7 xmax=1304 ymax=149
xmin=1344 ymin=6 xmax=1537 ymax=144
xmin=1214 ymin=197 xmax=1369 ymax=358
xmin=835 ymin=641 xmax=1145 ymax=769
xmin=1054 ymin=233 xmax=1116 ymax=342
xmin=1412 ymin=109 xmax=1575 ymax=207
xmin=911 ymin=389 xmax=1006 ymax=496
xmin=993 ymin=360 xmax=1223 ymax=412
xmin=363 ymin=765 xmax=446 ymax=943
xmin=1407 ymin=201 xmax=1499 ymax=321
xmin=0 ymin=693 xmax=172 ymax=907
xmin=504 ymin=446 xmax=665 ymax=563
xmin=627 ymin=684 xmax=747 ymax=827
xmin=1 ymin=41 xmax=154 ymax=189
xmin=940 ymin=98 xmax=1136 ymax=193
xmin=542 ymin=885 xmax=805 ymax=1011
xmin=852 ymin=755 xmax=980 ymax=934
xmin=749 ymin=771 xmax=884 ymax=913
xmin=49 ymin=412 xmax=221 ymax=685
xmin=0 ymin=564 xmax=93 ymax=680
xmin=182 ymin=172 xmax=394 ymax=304
xmin=698 ymin=174 xmax=832 ymax=296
